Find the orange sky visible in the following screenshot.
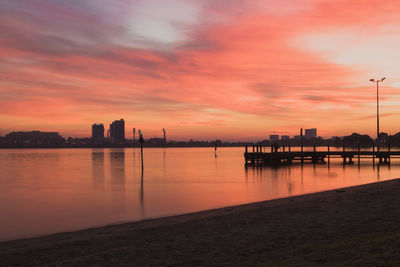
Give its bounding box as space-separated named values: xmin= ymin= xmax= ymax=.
xmin=1 ymin=0 xmax=400 ymax=141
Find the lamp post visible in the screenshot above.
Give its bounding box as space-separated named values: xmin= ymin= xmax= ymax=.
xmin=369 ymin=77 xmax=386 ymax=153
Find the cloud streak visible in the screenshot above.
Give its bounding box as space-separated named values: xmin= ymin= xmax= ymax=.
xmin=1 ymin=0 xmax=400 ymax=140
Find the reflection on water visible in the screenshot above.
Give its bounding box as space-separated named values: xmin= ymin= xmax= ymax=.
xmin=91 ymin=149 xmax=104 ymax=190
xmin=110 ymin=150 xmax=125 ymax=189
xmin=0 ymin=147 xmax=399 ymax=241
xmin=140 ymin=168 xmax=144 ymax=217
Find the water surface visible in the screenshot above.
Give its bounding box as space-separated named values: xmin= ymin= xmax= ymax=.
xmin=0 ymin=147 xmax=398 ymax=241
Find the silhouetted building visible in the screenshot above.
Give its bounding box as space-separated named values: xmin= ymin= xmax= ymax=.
xmin=294 ymin=135 xmax=301 ymax=140
xmin=148 ymin=137 xmax=166 ymax=145
xmin=110 ymin=119 xmax=125 ymax=144
xmin=305 ymin=128 xmax=317 ymax=139
xmin=92 ymin=123 xmax=104 ymax=143
xmin=281 ymin=135 xmax=290 ymax=141
xmin=269 ymin=135 xmax=279 ymax=142
xmin=4 ymin=131 xmax=64 ymax=146
xmin=66 ymin=137 xmax=91 ymax=145
xmin=163 ymin=128 xmax=166 ymax=143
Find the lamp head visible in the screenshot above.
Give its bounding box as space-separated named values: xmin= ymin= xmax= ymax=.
xmin=381 ymin=77 xmax=386 ymax=81
xmin=369 ymin=79 xmax=375 ymax=82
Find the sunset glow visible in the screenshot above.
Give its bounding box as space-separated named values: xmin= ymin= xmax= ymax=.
xmin=1 ymin=0 xmax=400 ymax=140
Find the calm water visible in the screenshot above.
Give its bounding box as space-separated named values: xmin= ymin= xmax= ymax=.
xmin=0 ymin=147 xmax=399 ymax=241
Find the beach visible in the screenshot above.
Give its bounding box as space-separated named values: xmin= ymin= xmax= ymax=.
xmin=1 ymin=178 xmax=400 ymax=266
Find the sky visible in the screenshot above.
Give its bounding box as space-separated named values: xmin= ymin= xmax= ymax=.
xmin=1 ymin=0 xmax=400 ymax=141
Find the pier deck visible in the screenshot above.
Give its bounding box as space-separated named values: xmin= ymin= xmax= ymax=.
xmin=244 ymin=145 xmax=400 ymax=166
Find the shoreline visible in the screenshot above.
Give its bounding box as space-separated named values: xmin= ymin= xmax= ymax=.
xmin=2 ymin=178 xmax=400 ymax=265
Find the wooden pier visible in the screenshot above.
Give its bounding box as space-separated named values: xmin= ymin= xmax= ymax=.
xmin=244 ymin=145 xmax=400 ymax=166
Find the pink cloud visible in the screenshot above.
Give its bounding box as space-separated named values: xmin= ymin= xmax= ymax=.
xmin=1 ymin=0 xmax=400 ymax=140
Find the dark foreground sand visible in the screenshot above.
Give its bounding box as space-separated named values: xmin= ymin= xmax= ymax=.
xmin=1 ymin=179 xmax=400 ymax=266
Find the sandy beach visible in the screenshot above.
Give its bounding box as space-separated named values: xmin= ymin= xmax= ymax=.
xmin=1 ymin=178 xmax=400 ymax=266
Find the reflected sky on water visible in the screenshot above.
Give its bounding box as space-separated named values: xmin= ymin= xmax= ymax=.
xmin=0 ymin=147 xmax=399 ymax=241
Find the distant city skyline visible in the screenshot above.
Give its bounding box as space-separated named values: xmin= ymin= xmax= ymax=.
xmin=1 ymin=124 xmax=399 ymax=142
xmin=1 ymin=1 xmax=400 ymax=140
xmin=3 ymin=129 xmax=400 ymax=148
xmin=0 ymin=122 xmax=325 ymax=142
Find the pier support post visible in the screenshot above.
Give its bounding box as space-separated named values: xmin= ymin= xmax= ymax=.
xmin=301 ymin=144 xmax=304 ymax=163
xmin=300 ymin=128 xmax=304 ymax=163
xmin=327 ymin=144 xmax=330 ymax=162
xmin=373 ymin=144 xmax=375 ymax=163
xmin=342 ymin=145 xmax=346 ymax=165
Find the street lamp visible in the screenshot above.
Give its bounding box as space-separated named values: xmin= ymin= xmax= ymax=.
xmin=369 ymin=77 xmax=386 ymax=153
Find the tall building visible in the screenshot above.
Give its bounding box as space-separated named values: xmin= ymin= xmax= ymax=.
xmin=281 ymin=135 xmax=290 ymax=141
xmin=110 ymin=119 xmax=125 ymax=144
xmin=269 ymin=135 xmax=279 ymax=142
xmin=305 ymin=128 xmax=317 ymax=139
xmin=92 ymin=123 xmax=104 ymax=143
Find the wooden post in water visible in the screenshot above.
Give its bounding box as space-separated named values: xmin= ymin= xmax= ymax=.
xmin=288 ymin=145 xmax=291 ymax=152
xmin=358 ymin=143 xmax=360 ymax=162
xmin=388 ymin=143 xmax=391 ymax=163
xmin=283 ymin=145 xmax=285 ymax=152
xmin=253 ymin=145 xmax=255 ymax=153
xmin=245 ymin=145 xmax=248 ymax=153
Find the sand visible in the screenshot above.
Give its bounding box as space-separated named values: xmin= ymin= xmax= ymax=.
xmin=1 ymin=179 xmax=400 ymax=266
